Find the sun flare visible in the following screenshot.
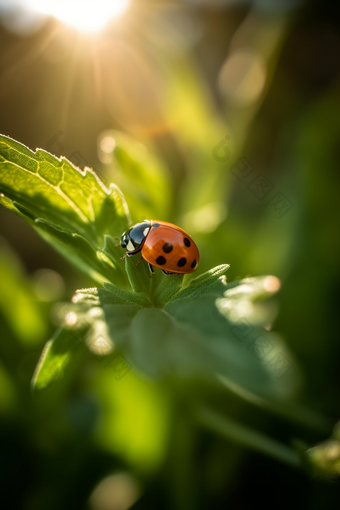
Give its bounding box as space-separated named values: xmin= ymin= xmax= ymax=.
xmin=27 ymin=0 xmax=130 ymax=33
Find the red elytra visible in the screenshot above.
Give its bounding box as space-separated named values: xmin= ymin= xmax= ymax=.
xmin=142 ymin=220 xmax=199 ymax=274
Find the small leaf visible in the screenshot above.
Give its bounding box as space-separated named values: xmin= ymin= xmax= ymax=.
xmin=125 ymin=255 xmax=151 ymax=294
xmin=153 ymin=273 xmax=184 ymax=308
xmin=31 ymin=326 xmax=86 ymax=392
xmin=101 ymin=282 xmax=152 ymax=307
xmin=168 ymin=264 xmax=230 ymax=303
xmin=72 ymin=287 xmax=100 ymax=305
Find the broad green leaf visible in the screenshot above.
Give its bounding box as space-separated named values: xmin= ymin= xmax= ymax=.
xmin=35 ymin=218 xmax=126 ymax=285
xmin=130 ymin=308 xmax=206 ymax=378
xmin=0 ymin=195 xmax=121 ymax=284
xmin=33 ymin=270 xmax=293 ymax=399
xmin=129 ymin=308 xmax=294 ymax=399
xmin=103 ymin=304 xmax=142 ymax=348
xmin=0 ymin=134 xmax=130 ymax=284
xmin=164 ymin=276 xmax=298 ymax=398
xmin=0 ymin=135 xmax=129 ymax=240
xmin=67 ymin=289 xmax=144 ymax=349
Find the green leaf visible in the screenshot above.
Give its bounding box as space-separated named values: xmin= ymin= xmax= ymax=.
xmin=103 ymin=303 xmax=143 ymax=348
xmin=31 ymin=326 xmax=86 ymax=392
xmin=153 ymin=273 xmax=184 ymax=308
xmin=0 ymin=134 xmax=130 ymax=284
xmin=167 ymin=264 xmax=230 ymax=303
xmin=71 ymin=287 xmax=100 ymax=305
xmin=125 ymin=255 xmax=152 ymax=294
xmin=98 ymin=130 xmax=171 ymax=221
xmin=0 ymin=239 xmax=47 ymax=345
xmin=101 ymin=282 xmax=152 ymax=307
xmin=35 ymin=218 xmax=126 ymax=285
xmin=129 ymin=307 xmax=294 ymax=400
xmin=130 ymin=308 xmax=202 ymax=378
xmin=124 ymin=255 xmax=184 ymax=305
xmin=164 ymin=275 xmax=297 ymax=399
xmin=33 ymin=270 xmax=295 ymax=401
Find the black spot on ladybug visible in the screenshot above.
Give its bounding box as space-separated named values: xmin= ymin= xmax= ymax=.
xmin=163 ymin=243 xmax=173 ymax=253
xmin=152 ymin=223 xmax=160 ymax=228
xmin=156 ymin=256 xmax=166 ymax=265
xmin=177 ymin=257 xmax=187 ymax=267
xmin=184 ymin=237 xmax=191 ymax=247
xmin=191 ymin=259 xmax=197 ymax=268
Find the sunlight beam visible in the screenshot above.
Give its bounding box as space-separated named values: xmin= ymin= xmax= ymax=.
xmin=26 ymin=0 xmax=130 ymax=33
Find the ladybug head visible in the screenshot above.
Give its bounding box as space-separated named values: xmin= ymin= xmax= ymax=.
xmin=120 ymin=220 xmax=151 ymax=252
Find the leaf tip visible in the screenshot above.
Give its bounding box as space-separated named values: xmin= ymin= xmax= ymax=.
xmin=30 ymin=339 xmax=53 ymax=393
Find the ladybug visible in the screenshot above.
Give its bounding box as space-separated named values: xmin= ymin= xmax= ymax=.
xmin=120 ymin=220 xmax=199 ymax=275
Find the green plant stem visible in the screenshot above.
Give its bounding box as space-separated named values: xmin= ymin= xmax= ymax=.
xmin=197 ymin=406 xmax=301 ymax=468
xmin=218 ymin=375 xmax=332 ymax=434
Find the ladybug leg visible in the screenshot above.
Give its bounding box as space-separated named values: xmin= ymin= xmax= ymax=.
xmin=148 ymin=262 xmax=155 ymax=276
xmin=122 ymin=246 xmax=143 ymax=262
xmin=161 ymin=269 xmax=174 ymax=276
xmin=134 ymin=255 xmax=144 ymax=267
xmin=121 ymin=252 xmax=136 ymax=261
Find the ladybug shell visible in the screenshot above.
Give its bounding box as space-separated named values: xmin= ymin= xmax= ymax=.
xmin=141 ymin=221 xmax=199 ymax=274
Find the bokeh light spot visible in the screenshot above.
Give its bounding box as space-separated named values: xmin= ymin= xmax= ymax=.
xmin=218 ymin=50 xmax=267 ymax=107
xmin=65 ymin=311 xmax=77 ymax=326
xmin=263 ymin=275 xmax=281 ymax=293
xmin=183 ymin=202 xmax=227 ymax=234
xmin=89 ymin=473 xmax=141 ymax=510
xmin=32 ymin=268 xmax=65 ymax=302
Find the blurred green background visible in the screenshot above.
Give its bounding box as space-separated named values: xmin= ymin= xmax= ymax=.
xmin=1 ymin=0 xmax=340 ymax=508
